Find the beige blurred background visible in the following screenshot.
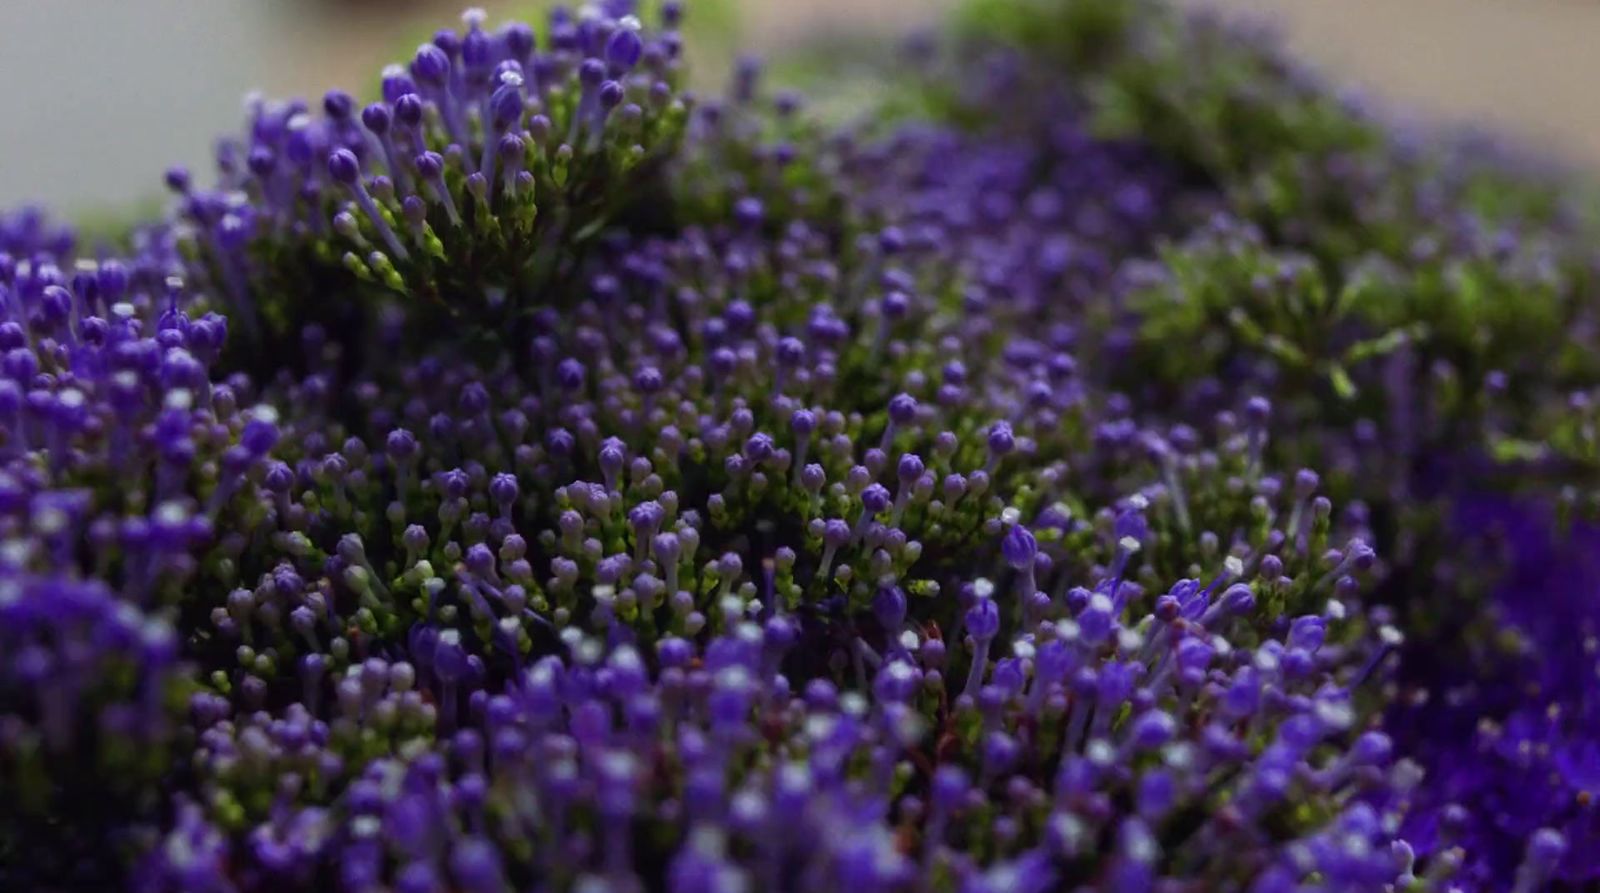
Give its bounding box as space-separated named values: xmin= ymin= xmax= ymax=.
xmin=4 ymin=0 xmax=1600 ymax=213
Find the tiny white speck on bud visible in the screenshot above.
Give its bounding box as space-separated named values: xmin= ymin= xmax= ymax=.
xmin=0 ymin=542 xmax=31 ymax=567
xmin=33 ymin=507 xmax=69 ymax=536
xmin=154 ymin=501 xmax=190 ymax=525
xmin=1315 ymin=699 xmax=1354 ymax=730
xmin=1086 ymin=739 xmax=1115 ymax=765
xmin=577 ymin=637 xmax=604 ymax=664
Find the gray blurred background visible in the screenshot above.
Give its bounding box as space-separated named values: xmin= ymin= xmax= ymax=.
xmin=5 ymin=0 xmax=1600 ymax=214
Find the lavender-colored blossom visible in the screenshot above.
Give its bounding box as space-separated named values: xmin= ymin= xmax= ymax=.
xmin=8 ymin=1 xmax=1600 ymax=891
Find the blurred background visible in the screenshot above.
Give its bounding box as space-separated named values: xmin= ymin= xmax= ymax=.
xmin=4 ymin=0 xmax=1599 ymax=214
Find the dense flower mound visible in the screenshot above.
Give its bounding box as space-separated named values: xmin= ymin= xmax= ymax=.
xmin=172 ymin=4 xmax=690 ymax=359
xmin=3 ymin=1 xmax=1600 ymax=891
xmin=939 ymin=0 xmax=1600 ymax=888
xmin=1379 ymin=495 xmax=1600 ymax=889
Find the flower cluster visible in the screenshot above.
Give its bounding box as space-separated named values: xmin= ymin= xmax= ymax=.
xmin=939 ymin=0 xmax=1600 ymax=887
xmin=172 ymin=4 xmax=690 ymax=360
xmin=1382 ymin=495 xmax=1600 ymax=888
xmin=4 ymin=1 xmax=1600 ymax=891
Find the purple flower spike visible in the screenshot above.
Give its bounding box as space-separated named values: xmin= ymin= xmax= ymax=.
xmin=327 ymin=149 xmax=409 ymax=262
xmin=414 ymin=150 xmax=460 ymax=226
xmin=606 ymin=27 xmax=644 ymax=72
xmin=1002 ymin=525 xmax=1036 ymax=570
xmin=962 ymin=596 xmax=1001 ymax=699
xmin=326 ymin=148 xmax=361 ymax=185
